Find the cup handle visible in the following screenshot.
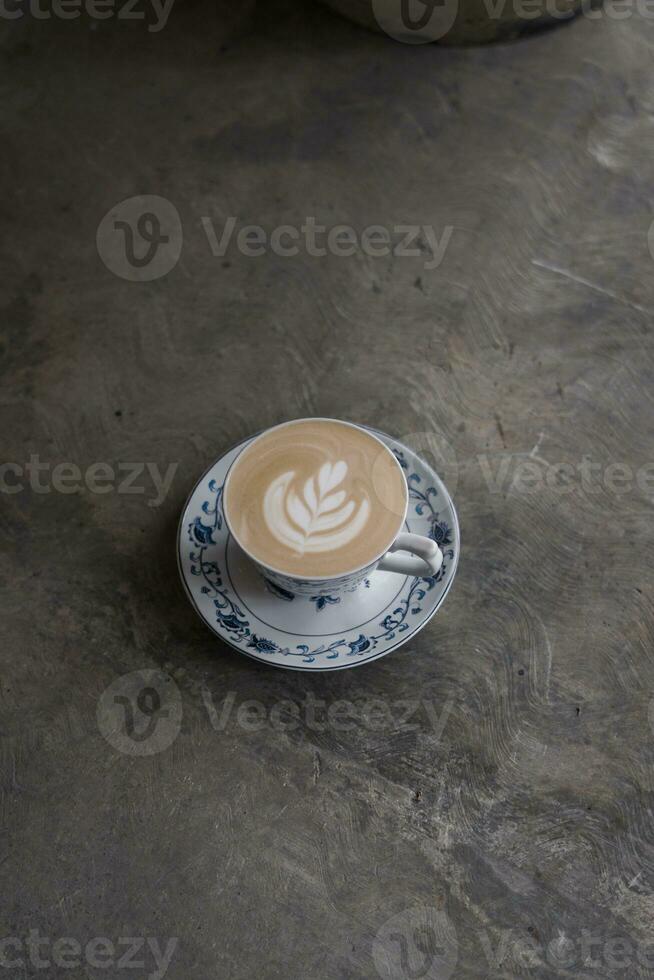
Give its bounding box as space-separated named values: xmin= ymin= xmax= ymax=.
xmin=377 ymin=532 xmax=443 ymax=578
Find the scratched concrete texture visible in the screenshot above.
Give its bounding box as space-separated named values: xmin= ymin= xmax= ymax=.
xmin=2 ymin=1 xmax=654 ymax=978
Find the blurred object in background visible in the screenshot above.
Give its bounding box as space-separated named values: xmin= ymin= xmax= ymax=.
xmin=321 ymin=0 xmax=588 ymax=44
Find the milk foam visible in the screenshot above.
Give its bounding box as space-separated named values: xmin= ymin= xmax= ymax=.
xmin=263 ymin=462 xmax=371 ymax=555
xmin=224 ymin=420 xmax=407 ymax=578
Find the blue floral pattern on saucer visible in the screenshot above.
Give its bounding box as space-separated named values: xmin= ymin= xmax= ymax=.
xmin=178 ymin=429 xmax=459 ymax=671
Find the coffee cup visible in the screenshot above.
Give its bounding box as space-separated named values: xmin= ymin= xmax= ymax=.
xmin=222 ymin=418 xmax=443 ymax=597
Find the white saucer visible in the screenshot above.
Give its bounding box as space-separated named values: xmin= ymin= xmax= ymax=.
xmin=177 ymin=427 xmax=460 ymax=671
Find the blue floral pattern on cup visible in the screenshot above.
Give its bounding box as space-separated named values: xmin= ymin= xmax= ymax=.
xmin=310 ymin=594 xmax=341 ymax=611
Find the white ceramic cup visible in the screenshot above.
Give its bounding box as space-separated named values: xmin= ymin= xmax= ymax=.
xmin=222 ymin=419 xmax=443 ymax=597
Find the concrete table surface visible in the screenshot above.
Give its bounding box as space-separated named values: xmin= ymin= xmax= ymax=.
xmin=2 ymin=2 xmax=654 ymax=977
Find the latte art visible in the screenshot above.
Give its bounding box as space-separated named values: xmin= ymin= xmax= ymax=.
xmin=224 ymin=420 xmax=408 ymax=578
xmin=263 ymin=462 xmax=370 ymax=555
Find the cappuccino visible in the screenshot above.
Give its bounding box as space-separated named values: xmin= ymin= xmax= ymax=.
xmin=224 ymin=420 xmax=408 ymax=577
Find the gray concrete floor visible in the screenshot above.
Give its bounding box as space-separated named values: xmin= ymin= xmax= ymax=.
xmin=2 ymin=2 xmax=654 ymax=978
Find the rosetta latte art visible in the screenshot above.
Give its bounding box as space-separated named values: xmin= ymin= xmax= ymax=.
xmin=224 ymin=419 xmax=408 ymax=577
xmin=263 ymin=460 xmax=370 ymax=555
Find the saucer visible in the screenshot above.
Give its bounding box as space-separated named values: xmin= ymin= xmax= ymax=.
xmin=177 ymin=428 xmax=460 ymax=671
